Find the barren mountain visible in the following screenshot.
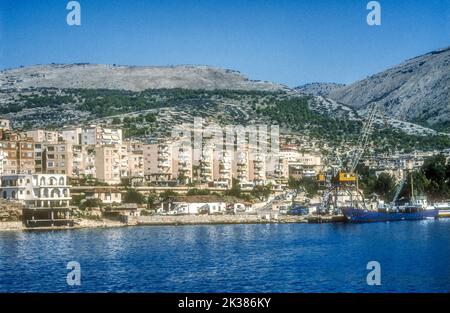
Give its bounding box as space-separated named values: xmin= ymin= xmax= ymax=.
xmin=327 ymin=46 xmax=450 ymax=132
xmin=294 ymin=82 xmax=345 ymax=96
xmin=0 ymin=64 xmax=287 ymax=91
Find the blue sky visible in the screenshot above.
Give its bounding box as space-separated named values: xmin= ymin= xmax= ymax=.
xmin=0 ymin=0 xmax=449 ymax=86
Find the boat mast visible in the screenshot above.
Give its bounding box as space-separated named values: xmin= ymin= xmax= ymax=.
xmin=410 ymin=172 xmax=415 ymax=202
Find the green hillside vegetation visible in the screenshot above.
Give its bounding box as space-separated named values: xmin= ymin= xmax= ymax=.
xmin=1 ymin=87 xmax=449 ymax=151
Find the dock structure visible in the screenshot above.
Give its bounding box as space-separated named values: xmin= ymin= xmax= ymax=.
xmin=23 ymin=206 xmax=73 ymax=228
xmin=0 ymin=174 xmax=74 ymax=229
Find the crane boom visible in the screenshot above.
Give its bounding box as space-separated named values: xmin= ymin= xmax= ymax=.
xmin=349 ymin=104 xmax=377 ymax=173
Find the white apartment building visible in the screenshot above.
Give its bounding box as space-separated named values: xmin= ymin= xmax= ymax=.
xmin=172 ymin=142 xmax=193 ymax=183
xmin=82 ymin=126 xmax=122 ymax=146
xmin=198 ymin=141 xmax=214 ymax=184
xmin=59 ymin=127 xmax=82 ymax=145
xmin=249 ymin=151 xmax=266 ymax=185
xmin=233 ymin=149 xmax=252 ymax=188
xmin=0 ymin=174 xmax=71 ymax=208
xmin=213 ymin=150 xmax=233 ymax=188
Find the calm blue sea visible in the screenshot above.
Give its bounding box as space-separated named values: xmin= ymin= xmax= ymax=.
xmin=0 ymin=219 xmax=449 ymax=292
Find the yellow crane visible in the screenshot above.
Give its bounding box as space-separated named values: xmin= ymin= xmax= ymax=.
xmin=318 ymin=103 xmax=378 ymax=213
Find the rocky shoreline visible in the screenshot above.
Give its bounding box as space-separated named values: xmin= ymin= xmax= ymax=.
xmin=0 ymin=214 xmax=316 ymax=232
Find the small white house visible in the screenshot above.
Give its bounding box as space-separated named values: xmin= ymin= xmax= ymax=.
xmin=161 ymin=195 xmax=227 ymax=215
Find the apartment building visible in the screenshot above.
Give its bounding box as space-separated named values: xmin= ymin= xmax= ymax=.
xmin=26 ymin=129 xmax=59 ymax=144
xmin=233 ymin=149 xmax=251 ymax=186
xmin=95 ymin=145 xmax=121 ymax=185
xmin=0 ymin=134 xmax=35 ymax=175
xmin=42 ymin=142 xmax=73 ymax=175
xmin=127 ymin=151 xmax=144 ymax=178
xmin=143 ymin=141 xmax=174 ymax=183
xmin=126 ymin=140 xmax=144 ymax=178
xmin=198 ymin=141 xmax=214 ymax=184
xmin=249 ymin=151 xmax=266 ymax=185
xmin=213 ymin=150 xmax=233 ymax=188
xmin=69 ymin=145 xmax=96 ymax=178
xmin=59 ymin=127 xmax=82 ymax=145
xmin=172 ymin=142 xmax=193 ymax=183
xmin=34 ymin=142 xmax=44 ymax=173
xmin=82 ymin=126 xmax=122 ymax=146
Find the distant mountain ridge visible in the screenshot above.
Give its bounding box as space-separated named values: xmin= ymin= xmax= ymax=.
xmin=1 ymin=46 xmax=449 ymax=134
xmin=327 ymin=46 xmax=450 ymax=132
xmin=0 ymin=64 xmax=288 ymax=91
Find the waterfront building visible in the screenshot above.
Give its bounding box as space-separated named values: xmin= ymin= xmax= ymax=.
xmin=0 ymin=174 xmax=70 ymax=206
xmin=0 ymin=173 xmax=72 ymax=227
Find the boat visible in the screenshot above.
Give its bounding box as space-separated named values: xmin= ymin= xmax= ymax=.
xmin=341 ymin=204 xmax=438 ymax=223
xmin=342 ymin=173 xmax=439 ymax=223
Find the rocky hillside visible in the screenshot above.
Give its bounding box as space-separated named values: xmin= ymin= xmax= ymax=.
xmin=294 ymin=82 xmax=345 ymax=96
xmin=0 ymin=64 xmax=287 ymax=92
xmin=327 ymin=46 xmax=450 ymax=132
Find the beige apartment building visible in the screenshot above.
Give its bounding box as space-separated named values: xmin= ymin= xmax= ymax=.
xmin=26 ymin=130 xmax=59 ymax=144
xmin=42 ymin=142 xmax=73 ymax=175
xmin=143 ymin=142 xmax=174 ymax=183
xmin=95 ymin=145 xmax=121 ymax=185
xmin=0 ymin=133 xmax=35 ymax=175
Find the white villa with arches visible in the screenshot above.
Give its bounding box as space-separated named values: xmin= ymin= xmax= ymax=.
xmin=1 ymin=174 xmax=71 ymax=208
